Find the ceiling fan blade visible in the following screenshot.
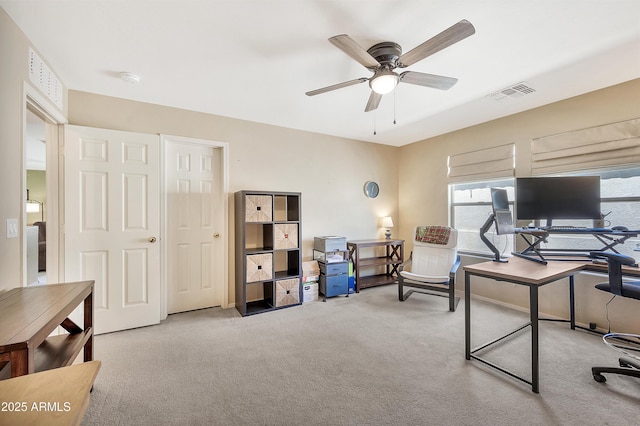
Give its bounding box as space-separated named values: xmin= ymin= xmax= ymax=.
xmin=398 ymin=19 xmax=475 ymax=67
xmin=305 ymin=78 xmax=368 ymax=96
xmin=329 ymin=34 xmax=380 ymax=69
xmin=365 ymin=91 xmax=382 ymax=112
xmin=399 ymin=71 xmax=458 ymax=90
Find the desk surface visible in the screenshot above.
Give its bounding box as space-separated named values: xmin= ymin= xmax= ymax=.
xmin=0 ymin=360 xmax=100 ymax=426
xmin=465 ymin=256 xmax=640 ymax=284
xmin=464 ymin=256 xmax=585 ymax=285
xmin=346 ymin=239 xmax=404 ymax=246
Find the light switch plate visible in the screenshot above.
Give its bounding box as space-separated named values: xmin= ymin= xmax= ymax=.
xmin=6 ymin=218 xmax=18 ymax=238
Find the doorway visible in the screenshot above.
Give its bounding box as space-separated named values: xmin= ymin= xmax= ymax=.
xmin=23 ymin=85 xmax=66 ymax=287
xmin=61 ymin=129 xmax=229 ymax=332
xmin=25 ymin=109 xmax=46 ymax=285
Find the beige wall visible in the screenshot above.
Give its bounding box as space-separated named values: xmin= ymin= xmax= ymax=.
xmin=0 ymin=7 xmax=67 ymax=290
xmin=399 ymin=78 xmax=640 ymax=333
xmin=68 ymin=90 xmax=399 ymax=305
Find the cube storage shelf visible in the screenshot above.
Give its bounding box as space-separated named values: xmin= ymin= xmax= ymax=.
xmin=235 ymin=190 xmax=302 ymax=316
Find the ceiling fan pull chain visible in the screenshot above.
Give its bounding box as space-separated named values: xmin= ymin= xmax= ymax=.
xmin=393 ymin=90 xmax=397 ymax=125
xmin=373 ymin=110 xmax=377 ymax=135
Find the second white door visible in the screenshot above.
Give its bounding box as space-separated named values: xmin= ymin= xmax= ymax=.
xmin=165 ymin=138 xmax=225 ymax=314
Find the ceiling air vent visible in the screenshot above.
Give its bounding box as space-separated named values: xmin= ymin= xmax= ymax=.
xmin=486 ymin=82 xmax=536 ymax=103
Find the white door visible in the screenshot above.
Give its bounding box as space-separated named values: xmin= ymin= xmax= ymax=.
xmin=64 ymin=125 xmax=160 ymax=334
xmin=165 ymin=138 xmax=225 ymax=313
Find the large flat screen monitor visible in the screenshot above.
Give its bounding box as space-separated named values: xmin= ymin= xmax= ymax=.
xmin=515 ymin=176 xmax=601 ymax=225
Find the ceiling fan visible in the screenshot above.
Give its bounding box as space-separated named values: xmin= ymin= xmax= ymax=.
xmin=305 ymin=19 xmax=475 ymax=112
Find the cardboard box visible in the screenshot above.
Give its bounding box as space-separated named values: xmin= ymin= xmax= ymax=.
xmin=302 ymin=260 xmax=319 ymax=275
xmin=303 ymin=282 xmax=319 ymax=302
xmin=302 ymin=260 xmax=319 ymax=282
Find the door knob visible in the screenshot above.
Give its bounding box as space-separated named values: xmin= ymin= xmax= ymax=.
xmin=149 ymin=236 xmax=157 ymax=243
xmin=213 ymin=233 xmax=220 ymax=238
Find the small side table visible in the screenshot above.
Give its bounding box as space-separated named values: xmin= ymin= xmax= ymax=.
xmin=346 ymin=239 xmax=404 ymax=292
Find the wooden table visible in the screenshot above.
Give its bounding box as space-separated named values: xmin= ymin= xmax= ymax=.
xmin=0 ymin=281 xmax=94 ymax=379
xmin=464 ymin=257 xmax=584 ymax=393
xmin=0 ymin=360 xmax=100 ymax=425
xmin=347 ymin=239 xmax=404 ymax=292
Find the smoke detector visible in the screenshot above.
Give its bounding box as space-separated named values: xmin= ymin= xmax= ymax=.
xmin=120 ymin=72 xmax=140 ymax=84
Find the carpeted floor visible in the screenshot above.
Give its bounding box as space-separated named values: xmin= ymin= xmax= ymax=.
xmin=82 ymin=285 xmax=640 ymax=425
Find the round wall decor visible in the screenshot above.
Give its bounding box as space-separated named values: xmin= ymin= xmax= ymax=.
xmin=363 ymin=181 xmax=380 ymax=198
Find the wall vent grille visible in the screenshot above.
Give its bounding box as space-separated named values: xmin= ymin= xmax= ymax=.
xmin=29 ymin=47 xmax=63 ymax=109
xmin=486 ymin=82 xmax=536 ymax=103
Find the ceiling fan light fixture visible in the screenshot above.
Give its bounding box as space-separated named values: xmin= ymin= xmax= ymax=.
xmin=370 ymin=69 xmax=399 ymax=95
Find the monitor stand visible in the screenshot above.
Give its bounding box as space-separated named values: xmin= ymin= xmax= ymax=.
xmin=512 ymin=251 xmax=548 ymax=265
xmin=480 ymin=213 xmax=508 ymax=263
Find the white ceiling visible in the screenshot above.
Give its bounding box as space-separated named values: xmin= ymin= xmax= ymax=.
xmin=3 ymin=0 xmax=640 ymax=146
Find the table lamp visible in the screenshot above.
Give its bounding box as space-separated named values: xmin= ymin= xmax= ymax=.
xmin=26 ymin=190 xmax=44 ymax=222
xmin=381 ymin=216 xmax=394 ymax=239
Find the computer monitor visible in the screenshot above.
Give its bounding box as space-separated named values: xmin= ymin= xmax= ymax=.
xmin=515 ymin=176 xmax=601 ymax=225
xmin=491 ymin=188 xmax=514 ymax=235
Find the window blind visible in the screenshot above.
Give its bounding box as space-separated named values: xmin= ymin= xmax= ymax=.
xmin=448 ymin=143 xmax=514 ymax=182
xmin=531 ymin=118 xmax=640 ymax=174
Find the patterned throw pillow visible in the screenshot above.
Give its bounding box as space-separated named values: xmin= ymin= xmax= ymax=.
xmin=415 ymin=226 xmax=451 ymax=245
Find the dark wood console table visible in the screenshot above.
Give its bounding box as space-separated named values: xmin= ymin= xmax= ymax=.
xmin=0 ymin=281 xmax=94 ymax=379
xmin=347 ymin=239 xmax=404 ymax=292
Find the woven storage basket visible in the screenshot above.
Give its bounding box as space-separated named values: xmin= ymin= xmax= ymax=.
xmin=245 ymin=195 xmax=272 ymax=222
xmin=246 ymin=253 xmax=273 ymax=282
xmin=275 ymin=278 xmax=300 ymax=307
xmin=274 ymin=224 xmax=298 ymax=249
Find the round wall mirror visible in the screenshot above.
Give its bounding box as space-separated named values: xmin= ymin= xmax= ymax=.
xmin=363 ymin=181 xmax=379 ymax=198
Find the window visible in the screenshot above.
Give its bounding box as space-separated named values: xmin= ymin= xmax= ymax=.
xmin=536 ymin=168 xmax=640 ymax=259
xmin=450 ymin=178 xmax=514 ymax=257
xmin=450 ymin=167 xmax=640 ymax=259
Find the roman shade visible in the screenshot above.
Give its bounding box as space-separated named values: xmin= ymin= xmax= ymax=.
xmin=531 ymin=118 xmax=640 ymax=174
xmin=448 ymin=143 xmax=515 ymax=182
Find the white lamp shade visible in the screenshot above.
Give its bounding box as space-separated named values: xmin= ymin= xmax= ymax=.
xmin=370 ymin=70 xmax=399 ymax=95
xmin=381 ymin=217 xmax=394 ymax=228
xmin=26 ymin=201 xmax=41 ymax=213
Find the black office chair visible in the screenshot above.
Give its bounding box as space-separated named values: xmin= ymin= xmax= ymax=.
xmin=589 ymin=251 xmax=640 ymax=384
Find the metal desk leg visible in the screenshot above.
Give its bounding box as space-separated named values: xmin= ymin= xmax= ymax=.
xmin=465 ymin=271 xmax=471 ymax=360
xmin=530 ymin=285 xmax=539 ymax=393
xmin=569 ymin=275 xmax=575 ymax=330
